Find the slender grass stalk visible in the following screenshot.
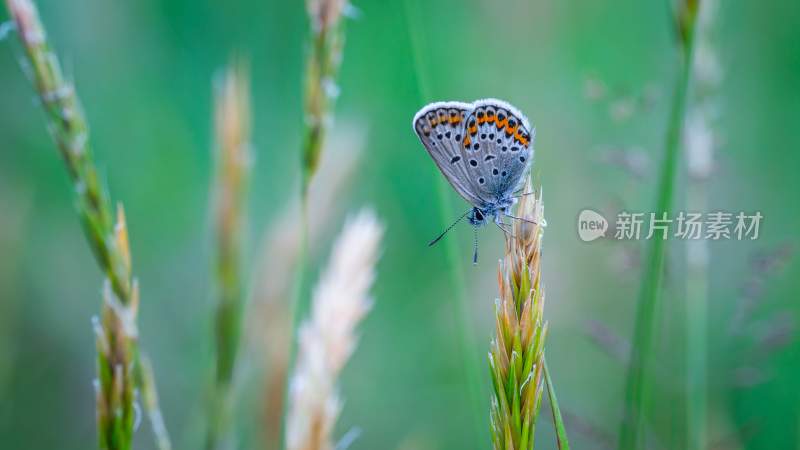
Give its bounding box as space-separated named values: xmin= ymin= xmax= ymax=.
xmin=0 ymin=186 xmax=30 ymax=402
xmin=489 ymin=182 xmax=550 ymax=449
xmin=544 ymin=359 xmax=571 ymax=450
xmin=292 ymin=0 xmax=350 ymax=314
xmin=300 ymin=0 xmax=348 ymax=195
xmin=401 ymin=0 xmax=484 ymax=439
xmin=207 ymin=60 xmax=252 ymax=450
xmin=290 ymin=0 xmax=350 ymax=368
xmin=684 ymin=2 xmax=719 ymax=448
xmin=685 ymin=183 xmax=708 ymax=450
xmin=285 ymin=210 xmax=383 ymax=450
xmin=285 ymin=0 xmax=352 ymax=441
xmin=618 ymin=2 xmax=700 ymax=449
xmin=4 ymin=1 xmax=170 ymax=448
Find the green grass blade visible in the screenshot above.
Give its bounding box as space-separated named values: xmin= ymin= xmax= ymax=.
xmin=402 ymin=0 xmax=484 ymax=441
xmin=618 ymin=3 xmax=700 ymax=448
xmin=545 ymin=357 xmax=571 ymax=450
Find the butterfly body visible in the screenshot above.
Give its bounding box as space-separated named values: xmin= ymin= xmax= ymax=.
xmin=412 ymin=98 xmax=535 ymax=261
xmin=468 ymin=202 xmax=514 ymax=227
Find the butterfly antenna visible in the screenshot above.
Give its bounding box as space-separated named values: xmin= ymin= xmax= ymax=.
xmin=472 ymin=227 xmax=479 ymax=265
xmin=428 ymin=208 xmax=472 ymax=247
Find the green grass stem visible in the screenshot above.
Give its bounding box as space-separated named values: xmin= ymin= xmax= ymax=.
xmin=545 ymin=358 xmax=571 ymax=450
xmin=618 ymin=2 xmax=700 ymax=449
xmin=402 ymin=0 xmax=484 ymax=440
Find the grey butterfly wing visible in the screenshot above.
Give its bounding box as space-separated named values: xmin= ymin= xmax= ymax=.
xmin=459 ymin=99 xmax=534 ymax=203
xmin=412 ymin=101 xmax=486 ymax=208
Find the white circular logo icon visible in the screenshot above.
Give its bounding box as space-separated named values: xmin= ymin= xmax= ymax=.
xmin=577 ymin=209 xmax=608 ymax=242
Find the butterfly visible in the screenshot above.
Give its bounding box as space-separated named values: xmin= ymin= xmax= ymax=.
xmin=412 ymin=98 xmax=535 ymax=263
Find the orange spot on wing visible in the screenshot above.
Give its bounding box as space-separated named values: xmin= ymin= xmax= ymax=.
xmin=514 ymin=131 xmax=528 ymax=146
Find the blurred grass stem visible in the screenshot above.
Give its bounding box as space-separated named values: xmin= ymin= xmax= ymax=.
xmin=402 ymin=0 xmax=484 ymax=439
xmin=618 ymin=1 xmax=700 ymax=449
xmin=684 ymin=0 xmax=719 ymax=446
xmin=685 ymin=184 xmax=708 ymax=450
xmin=284 ymin=0 xmax=350 ymax=443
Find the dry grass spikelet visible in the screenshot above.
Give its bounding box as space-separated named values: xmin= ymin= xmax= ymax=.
xmin=206 ymin=59 xmax=252 ymax=450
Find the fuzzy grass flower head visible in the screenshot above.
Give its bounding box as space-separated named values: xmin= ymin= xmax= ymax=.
xmin=286 ymin=209 xmax=384 ymax=450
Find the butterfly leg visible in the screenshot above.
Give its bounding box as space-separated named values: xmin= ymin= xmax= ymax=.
xmin=504 ymin=213 xmax=541 ymax=225
xmin=511 ymin=191 xmax=537 ymax=199
xmin=494 ymin=221 xmax=518 ymax=240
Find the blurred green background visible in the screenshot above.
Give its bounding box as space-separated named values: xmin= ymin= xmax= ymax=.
xmin=1 ymin=0 xmax=799 ymax=449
